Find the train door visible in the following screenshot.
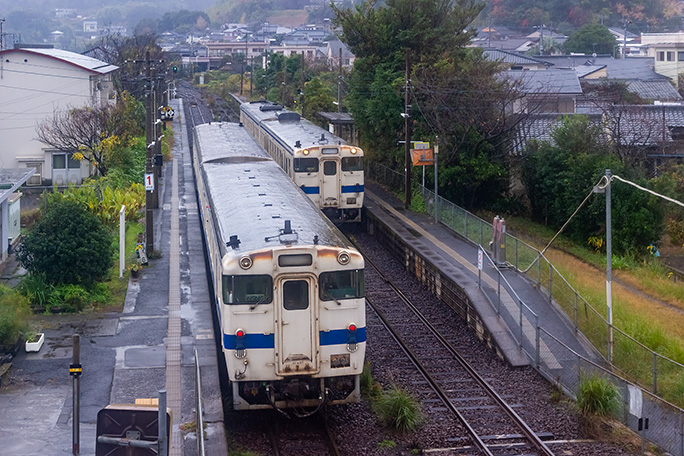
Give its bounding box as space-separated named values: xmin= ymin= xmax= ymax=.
xmin=320 ymin=159 xmax=340 ymax=207
xmin=276 ymin=275 xmax=319 ymax=375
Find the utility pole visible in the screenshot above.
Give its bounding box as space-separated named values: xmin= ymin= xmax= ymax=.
xmin=300 ymin=53 xmax=305 ymax=118
xmin=605 ymin=169 xmax=613 ymax=363
xmin=404 ymin=51 xmax=412 ymax=209
xmin=337 ymin=47 xmax=342 ymax=112
xmin=622 ymin=19 xmax=631 ymax=58
xmin=0 ymin=18 xmax=4 ymax=51
xmin=145 ymin=51 xmax=154 ymax=255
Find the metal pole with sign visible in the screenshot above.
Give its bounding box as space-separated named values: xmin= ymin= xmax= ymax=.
xmin=119 ymin=206 xmax=125 ymax=279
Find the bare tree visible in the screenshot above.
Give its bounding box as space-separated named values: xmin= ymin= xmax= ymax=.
xmin=580 ymin=80 xmax=670 ymax=165
xmin=36 ymin=98 xmax=138 ymax=177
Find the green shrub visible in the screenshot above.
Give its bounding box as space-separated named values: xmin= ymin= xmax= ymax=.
xmin=54 ymin=284 xmax=89 ymax=312
xmin=18 ymin=273 xmax=55 ymax=310
xmin=17 ymin=199 xmax=114 ymax=286
xmin=577 ymin=374 xmax=622 ymax=418
xmin=0 ymin=285 xmax=31 ymax=347
xmin=373 ymin=386 xmax=423 ymax=432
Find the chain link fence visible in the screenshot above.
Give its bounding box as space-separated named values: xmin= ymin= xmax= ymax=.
xmin=368 ymin=161 xmax=684 ymax=454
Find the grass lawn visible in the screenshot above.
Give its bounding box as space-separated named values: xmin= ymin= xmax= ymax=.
xmin=100 ymin=221 xmax=144 ymax=312
xmin=503 ymin=214 xmax=684 ymax=405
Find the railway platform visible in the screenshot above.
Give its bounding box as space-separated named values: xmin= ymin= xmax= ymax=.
xmin=0 ymin=98 xmax=226 ymax=455
xmin=362 ymin=181 xmax=602 ymax=378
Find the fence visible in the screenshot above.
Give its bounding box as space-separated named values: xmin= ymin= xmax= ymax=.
xmin=368 ymin=161 xmax=684 ymax=454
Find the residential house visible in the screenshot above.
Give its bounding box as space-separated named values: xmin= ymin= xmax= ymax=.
xmin=325 ymin=40 xmax=354 ymax=69
xmin=0 ymin=46 xmax=118 ymax=186
xmin=640 ymin=32 xmax=684 ymax=87
xmin=504 ymin=69 xmax=582 ymax=114
xmin=0 ymin=169 xmax=36 ymax=260
xmin=537 ymin=55 xmax=681 ymax=104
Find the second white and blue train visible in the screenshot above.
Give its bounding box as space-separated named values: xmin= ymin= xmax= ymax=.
xmin=240 ymin=100 xmax=364 ymax=223
xmin=192 ymin=122 xmax=366 ymax=414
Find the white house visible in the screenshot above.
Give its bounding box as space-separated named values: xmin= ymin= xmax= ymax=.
xmin=0 ymin=46 xmax=118 ymax=186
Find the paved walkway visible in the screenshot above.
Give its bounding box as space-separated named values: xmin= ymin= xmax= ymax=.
xmin=0 ymin=98 xmax=226 ymax=455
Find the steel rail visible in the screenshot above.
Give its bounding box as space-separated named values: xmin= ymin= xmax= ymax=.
xmin=360 ymin=245 xmax=555 ymax=456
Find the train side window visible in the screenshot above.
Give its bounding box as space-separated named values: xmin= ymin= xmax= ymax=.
xmin=223 ymin=274 xmax=273 ymax=305
xmin=283 ymin=280 xmax=309 ymax=310
xmin=294 ymin=158 xmax=319 ymax=173
xmin=319 ymin=269 xmax=365 ymax=301
xmin=323 ymin=161 xmax=337 ymax=176
xmin=341 ymin=157 xmax=363 ymax=172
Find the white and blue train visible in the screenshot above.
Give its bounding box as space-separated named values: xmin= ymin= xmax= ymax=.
xmin=240 ymin=100 xmax=364 ymax=223
xmin=192 ymin=122 xmax=366 ymax=414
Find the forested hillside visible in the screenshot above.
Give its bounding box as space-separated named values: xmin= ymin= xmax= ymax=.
xmin=483 ymin=0 xmax=684 ymax=33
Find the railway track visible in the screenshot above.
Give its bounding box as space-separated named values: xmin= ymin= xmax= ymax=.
xmin=267 ymin=414 xmax=341 ymax=456
xmin=356 ymin=238 xmax=556 ymax=456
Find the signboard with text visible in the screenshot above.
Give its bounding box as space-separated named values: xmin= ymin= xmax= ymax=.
xmin=144 ymin=173 xmax=154 ymax=191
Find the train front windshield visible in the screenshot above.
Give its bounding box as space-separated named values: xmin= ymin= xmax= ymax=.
xmin=223 ymin=274 xmax=273 ymax=305
xmin=319 ymin=270 xmax=365 ymax=301
xmin=341 ymin=157 xmax=363 ymax=172
xmin=294 ymin=158 xmax=319 ymax=173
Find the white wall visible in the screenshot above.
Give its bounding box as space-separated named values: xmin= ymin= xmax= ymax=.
xmin=0 ymin=50 xmax=114 ymax=184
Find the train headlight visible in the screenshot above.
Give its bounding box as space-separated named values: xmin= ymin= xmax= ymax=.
xmin=239 ymin=256 xmax=253 ymax=269
xmin=337 ymin=251 xmax=351 ymax=265
xmin=350 ymin=148 xmax=357 ymax=154
xmin=347 ymin=323 xmax=358 ymax=352
xmin=303 ymin=149 xmax=310 ymax=155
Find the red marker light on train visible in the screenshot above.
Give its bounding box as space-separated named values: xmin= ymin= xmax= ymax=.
xmin=236 ymin=329 xmax=245 ymax=338
xmin=347 ymin=323 xmax=356 ymax=332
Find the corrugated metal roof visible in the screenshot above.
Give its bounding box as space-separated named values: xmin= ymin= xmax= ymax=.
xmin=0 ymin=47 xmax=118 ymax=74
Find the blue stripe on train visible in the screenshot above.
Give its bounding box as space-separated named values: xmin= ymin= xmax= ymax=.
xmin=319 ymin=327 xmax=367 ymax=345
xmin=301 ymin=186 xmax=320 ymax=195
xmin=223 ymin=327 xmax=367 ymax=349
xmin=300 ymin=185 xmax=365 ymax=195
xmin=341 ymin=184 xmax=364 ymax=193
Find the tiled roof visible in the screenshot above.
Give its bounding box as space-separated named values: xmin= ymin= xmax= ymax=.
xmin=484 ymin=49 xmax=551 ymax=66
xmin=539 ymin=55 xmax=663 ymax=80
xmin=580 ymin=79 xmax=682 ymax=102
xmin=513 ymin=105 xmax=684 ymax=153
xmin=510 ymin=113 xmax=603 ymax=153
xmin=504 ymin=69 xmax=582 ymax=94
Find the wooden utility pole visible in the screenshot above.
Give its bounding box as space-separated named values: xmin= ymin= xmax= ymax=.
xmin=404 ymin=51 xmax=412 ymax=209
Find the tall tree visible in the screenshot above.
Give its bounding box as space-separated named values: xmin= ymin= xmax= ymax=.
xmin=333 ymin=0 xmax=484 ymax=159
xmin=563 ymin=23 xmax=617 ymax=55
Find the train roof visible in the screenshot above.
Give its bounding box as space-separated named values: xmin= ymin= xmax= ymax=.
xmin=241 ymin=101 xmax=349 ymax=152
xmin=193 ymin=122 xmax=352 ymax=256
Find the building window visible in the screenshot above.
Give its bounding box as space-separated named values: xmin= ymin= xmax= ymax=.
xmin=668 ymin=51 xmax=675 ymax=61
xmin=678 ymin=52 xmax=684 ymax=61
xmin=658 ymin=51 xmax=665 ymax=61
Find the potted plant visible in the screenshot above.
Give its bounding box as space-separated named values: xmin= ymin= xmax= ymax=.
xmin=129 ymin=263 xmax=142 ymax=279
xmin=24 ymin=329 xmax=44 ymax=353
